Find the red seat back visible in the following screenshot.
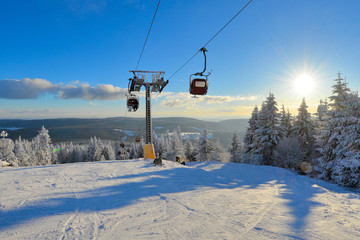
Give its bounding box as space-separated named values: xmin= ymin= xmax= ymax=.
xmin=190 ymin=79 xmax=208 ymax=95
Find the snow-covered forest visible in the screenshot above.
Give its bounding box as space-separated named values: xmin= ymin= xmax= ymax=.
xmin=242 ymin=73 xmax=360 ymax=188
xmin=1 ymin=73 xmax=359 ymax=188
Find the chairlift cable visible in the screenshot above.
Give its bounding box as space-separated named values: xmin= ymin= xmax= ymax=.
xmin=168 ymin=51 xmax=200 ymax=80
xmin=202 ymin=0 xmax=253 ymax=49
xmin=135 ymin=0 xmax=161 ymax=70
xmin=168 ymin=0 xmax=253 ymax=80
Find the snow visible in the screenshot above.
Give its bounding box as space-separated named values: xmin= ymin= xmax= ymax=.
xmin=114 ymin=129 xmax=135 ymax=136
xmin=1 ymin=160 xmax=360 ymax=240
xmin=0 ymin=127 xmax=23 ymax=131
xmin=0 ymin=160 xmax=10 ymax=167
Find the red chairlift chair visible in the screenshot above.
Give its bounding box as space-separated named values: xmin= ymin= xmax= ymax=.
xmin=189 ymin=47 xmax=211 ymax=96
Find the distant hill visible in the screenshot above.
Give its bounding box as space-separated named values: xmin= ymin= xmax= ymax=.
xmin=0 ymin=117 xmax=248 ymax=145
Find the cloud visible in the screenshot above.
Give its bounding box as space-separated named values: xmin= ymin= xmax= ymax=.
xmin=160 ymin=92 xmax=259 ymax=108
xmin=0 ymin=78 xmax=59 ymax=99
xmin=0 ymin=78 xmax=128 ymax=101
xmin=216 ymin=109 xmax=236 ymax=113
xmin=58 ymin=83 xmax=128 ymax=100
xmin=9 ymin=109 xmax=53 ymax=114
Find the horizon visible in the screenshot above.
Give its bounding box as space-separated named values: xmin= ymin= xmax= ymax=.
xmin=1 ymin=1 xmax=359 ymax=119
xmin=0 ymin=116 xmax=249 ymax=122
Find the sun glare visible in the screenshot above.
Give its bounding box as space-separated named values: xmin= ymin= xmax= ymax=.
xmin=294 ymin=73 xmax=314 ymax=94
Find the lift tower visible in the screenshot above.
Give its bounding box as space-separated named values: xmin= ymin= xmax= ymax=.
xmin=128 ymin=70 xmax=168 ymax=159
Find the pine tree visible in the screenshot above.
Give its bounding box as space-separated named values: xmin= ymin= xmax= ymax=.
xmin=318 ymin=73 xmax=351 ymax=164
xmin=252 ymin=93 xmax=282 ymax=165
xmin=0 ymin=132 xmax=18 ymax=167
xmin=292 ymin=98 xmax=316 ymax=164
xmin=70 ymin=144 xmax=82 ymax=162
xmin=316 ymin=73 xmax=360 ymax=187
xmin=101 ymin=142 xmax=115 ymax=160
xmin=87 ymin=137 xmax=103 ymax=161
xmin=184 ymin=139 xmax=196 ymax=162
xmin=229 ymin=132 xmax=242 ymax=163
xmin=14 ymin=137 xmax=31 ymax=166
xmin=280 ymin=105 xmax=292 ymax=137
xmin=154 ymin=133 xmax=166 ymax=159
xmin=242 ymin=105 xmax=259 ymax=158
xmin=172 ymin=127 xmax=185 ymax=160
xmin=195 ymin=127 xmax=215 ymax=161
xmin=214 ymin=138 xmax=228 ymax=162
xmin=274 ymin=136 xmax=303 ymax=169
xmin=316 ymin=99 xmax=329 ymax=121
xmin=33 ymin=126 xmax=53 ymax=165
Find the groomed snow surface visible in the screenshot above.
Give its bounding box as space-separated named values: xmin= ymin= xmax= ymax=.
xmin=1 ymin=160 xmax=360 ymax=240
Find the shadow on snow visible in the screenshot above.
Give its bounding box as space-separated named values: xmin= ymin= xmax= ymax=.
xmin=0 ymin=160 xmax=357 ymax=236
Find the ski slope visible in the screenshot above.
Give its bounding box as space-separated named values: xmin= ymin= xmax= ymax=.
xmin=1 ymin=160 xmax=360 ymax=240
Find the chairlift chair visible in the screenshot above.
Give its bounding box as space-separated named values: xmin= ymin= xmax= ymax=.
xmin=127 ymin=95 xmax=139 ymax=112
xmin=189 ymin=47 xmax=211 ymax=96
xmin=190 ymin=76 xmax=208 ymax=95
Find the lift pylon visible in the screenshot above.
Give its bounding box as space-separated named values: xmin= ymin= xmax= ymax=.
xmin=128 ymin=70 xmax=168 ymax=160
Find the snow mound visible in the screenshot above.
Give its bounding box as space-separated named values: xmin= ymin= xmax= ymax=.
xmin=0 ymin=160 xmax=10 ymax=167
xmin=1 ymin=160 xmax=360 ymax=239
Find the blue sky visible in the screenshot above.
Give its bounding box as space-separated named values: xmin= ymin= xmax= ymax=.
xmin=1 ymin=0 xmax=359 ymax=120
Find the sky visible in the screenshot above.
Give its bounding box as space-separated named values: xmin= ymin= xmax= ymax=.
xmin=1 ymin=0 xmax=360 ymax=120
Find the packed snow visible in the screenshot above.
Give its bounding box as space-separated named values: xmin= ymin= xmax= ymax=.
xmin=1 ymin=160 xmax=359 ymax=240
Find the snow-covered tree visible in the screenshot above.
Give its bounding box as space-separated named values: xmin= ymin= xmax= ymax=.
xmin=1 ymin=130 xmax=9 ymax=139
xmin=14 ymin=137 xmax=31 ymax=166
xmin=184 ymin=139 xmax=196 ymax=162
xmin=316 ymin=73 xmax=360 ymax=187
xmin=316 ymin=99 xmax=329 ymax=121
xmin=229 ymin=132 xmax=242 ymax=163
xmin=214 ymin=138 xmax=229 ymax=162
xmin=280 ymin=105 xmax=292 ymax=138
xmin=292 ymin=98 xmax=316 ymax=163
xmin=195 ymin=127 xmax=216 ymax=161
xmin=274 ymin=136 xmax=303 ymax=170
xmin=87 ymin=137 xmax=103 ymax=161
xmin=32 ymin=126 xmax=53 ymax=165
xmin=243 ymin=105 xmax=259 ymax=156
xmin=172 ymin=127 xmax=185 ymax=160
xmin=115 ymin=141 xmax=130 ymax=160
xmin=0 ymin=133 xmax=18 ymax=166
xmin=251 ymin=93 xmax=282 ymax=165
xmin=101 ymin=141 xmax=115 ymax=160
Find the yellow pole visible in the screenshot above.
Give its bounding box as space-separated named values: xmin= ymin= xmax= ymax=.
xmin=144 ymin=144 xmax=156 ymax=160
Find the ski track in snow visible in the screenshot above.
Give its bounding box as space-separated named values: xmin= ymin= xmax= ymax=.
xmin=0 ymin=159 xmax=360 ymax=240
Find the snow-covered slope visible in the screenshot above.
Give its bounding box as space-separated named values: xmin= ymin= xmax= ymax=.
xmin=1 ymin=160 xmax=359 ymax=240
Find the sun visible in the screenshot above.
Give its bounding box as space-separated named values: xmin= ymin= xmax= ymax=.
xmin=294 ymin=73 xmax=314 ymax=95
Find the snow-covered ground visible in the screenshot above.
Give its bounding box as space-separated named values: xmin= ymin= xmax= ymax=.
xmin=1 ymin=160 xmax=360 ymax=240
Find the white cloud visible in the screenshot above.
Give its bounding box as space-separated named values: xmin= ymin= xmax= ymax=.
xmin=0 ymin=78 xmax=59 ymax=99
xmin=58 ymin=83 xmax=128 ymax=100
xmin=9 ymin=109 xmax=53 ymax=114
xmin=216 ymin=109 xmax=236 ymax=113
xmin=0 ymin=78 xmax=128 ymax=101
xmin=160 ymin=92 xmax=259 ymax=108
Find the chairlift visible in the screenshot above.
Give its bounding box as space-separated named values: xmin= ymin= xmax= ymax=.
xmin=190 ymin=47 xmax=211 ymax=96
xmin=135 ymin=129 xmax=141 ymax=142
xmin=127 ymin=95 xmax=139 ymax=112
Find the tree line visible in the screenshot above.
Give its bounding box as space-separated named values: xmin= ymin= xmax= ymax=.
xmin=241 ymin=73 xmax=360 ymax=188
xmin=1 ymin=73 xmax=359 ymax=188
xmin=0 ymin=125 xmax=229 ymax=167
